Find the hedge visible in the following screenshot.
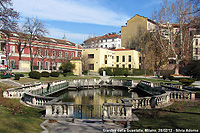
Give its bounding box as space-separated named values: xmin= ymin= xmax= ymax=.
xmin=29 ymin=71 xmax=41 ymax=79
xmin=50 ymin=72 xmax=60 ymax=77
xmin=41 ymin=71 xmax=50 ymax=77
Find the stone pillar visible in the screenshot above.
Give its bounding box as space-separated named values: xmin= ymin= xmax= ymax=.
xmin=45 ymin=104 xmax=53 ymax=117
xmin=191 ymin=92 xmax=195 ymax=101
xmin=68 ymin=104 xmax=74 ymax=117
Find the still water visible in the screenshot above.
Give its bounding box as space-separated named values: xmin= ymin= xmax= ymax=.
xmin=58 ymin=87 xmax=141 ymax=119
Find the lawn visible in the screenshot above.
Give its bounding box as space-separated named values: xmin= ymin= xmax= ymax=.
xmin=111 ymin=76 xmax=181 ymax=84
xmin=131 ymin=100 xmax=200 ymax=130
xmin=11 ymin=75 xmax=100 ymax=84
xmin=0 ymin=83 xmax=44 ymax=133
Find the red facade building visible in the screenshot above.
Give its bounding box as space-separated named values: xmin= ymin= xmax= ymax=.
xmin=0 ymin=30 xmax=82 ymax=71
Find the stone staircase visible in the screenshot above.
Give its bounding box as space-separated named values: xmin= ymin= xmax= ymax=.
xmin=0 ymin=79 xmax=22 ymax=87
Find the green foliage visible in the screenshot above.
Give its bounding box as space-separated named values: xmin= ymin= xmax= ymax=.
xmin=33 ymin=66 xmax=39 ymax=70
xmin=50 ymin=72 xmax=60 ymax=77
xmin=185 ymin=60 xmax=200 ymax=80
xmin=41 ymin=71 xmax=50 ymax=77
xmin=62 ymin=72 xmax=74 ymax=77
xmin=99 ymin=67 xmax=130 ymax=76
xmin=82 ymin=70 xmax=88 ymax=75
xmin=132 ymin=69 xmax=153 ymax=76
xmin=14 ymin=74 xmax=20 ymax=80
xmin=179 ymin=79 xmax=195 ymax=86
xmin=162 ymin=75 xmax=167 ymax=80
xmin=168 ymin=75 xmax=175 ymax=81
xmin=29 ymin=71 xmax=41 ymax=79
xmin=59 ymin=62 xmax=75 ymax=73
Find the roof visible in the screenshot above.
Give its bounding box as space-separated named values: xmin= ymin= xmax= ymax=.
xmin=84 ymin=33 xmax=121 ymax=43
xmin=0 ymin=30 xmax=76 ymax=46
xmin=110 ymin=48 xmax=132 ymax=51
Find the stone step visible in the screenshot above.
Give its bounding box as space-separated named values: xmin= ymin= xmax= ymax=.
xmin=0 ymin=79 xmax=22 ymax=87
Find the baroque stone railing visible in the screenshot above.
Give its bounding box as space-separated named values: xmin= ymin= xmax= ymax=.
xmin=45 ymin=99 xmax=74 ymax=119
xmin=102 ymin=103 xmax=133 ymax=121
xmin=122 ymin=90 xmax=195 ymax=109
xmin=21 ymin=92 xmax=56 ymax=108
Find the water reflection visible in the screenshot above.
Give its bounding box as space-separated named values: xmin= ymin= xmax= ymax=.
xmin=59 ymin=87 xmax=139 ymax=105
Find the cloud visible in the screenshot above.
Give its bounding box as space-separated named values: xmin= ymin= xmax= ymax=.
xmin=47 ymin=27 xmax=89 ymax=43
xmin=13 ymin=0 xmax=129 ymax=27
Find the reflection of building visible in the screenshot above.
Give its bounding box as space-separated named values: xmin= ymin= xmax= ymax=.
xmin=83 ymin=33 xmax=121 ymax=49
xmin=0 ymin=30 xmax=82 ymax=72
xmin=82 ymin=48 xmax=140 ymax=72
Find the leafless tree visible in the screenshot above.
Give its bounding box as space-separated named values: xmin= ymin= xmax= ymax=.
xmin=151 ymin=0 xmax=194 ymax=75
xmin=0 ymin=0 xmax=19 ymax=30
xmin=82 ymin=51 xmax=91 ymax=72
xmin=22 ymin=17 xmax=48 ymax=71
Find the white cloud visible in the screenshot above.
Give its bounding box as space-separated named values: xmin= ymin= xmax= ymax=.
xmin=13 ymin=0 xmax=129 ymax=27
xmin=47 ymin=27 xmax=89 ymax=43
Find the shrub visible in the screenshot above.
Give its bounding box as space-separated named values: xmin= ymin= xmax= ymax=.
xmin=50 ymin=72 xmax=60 ymax=77
xmin=59 ymin=62 xmax=75 ymax=73
xmin=162 ymin=75 xmax=167 ymax=80
xmin=179 ymin=79 xmax=195 ymax=86
xmin=41 ymin=71 xmax=50 ymax=77
xmin=82 ymin=70 xmax=88 ymax=75
xmin=168 ymin=75 xmax=175 ymax=81
xmin=63 ymin=73 xmax=67 ymax=77
xmin=29 ymin=71 xmax=41 ymax=79
xmin=14 ymin=74 xmax=20 ymax=80
xmin=33 ymin=66 xmax=39 ymax=70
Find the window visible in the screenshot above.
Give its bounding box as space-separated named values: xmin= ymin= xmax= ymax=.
xmin=45 ymin=49 xmax=48 ymax=56
xmin=88 ymin=54 xmax=94 ymax=58
xmin=78 ymin=52 xmax=81 ymax=57
xmin=105 ymin=45 xmax=107 ymax=48
xmin=112 ymin=44 xmax=115 ymax=48
xmin=11 ymin=60 xmax=15 ymax=69
xmin=71 ymin=52 xmax=74 ymax=57
xmin=37 ymin=61 xmax=41 ymax=70
xmin=105 ymin=60 xmax=107 ymax=64
xmin=10 ymin=46 xmax=15 ymax=53
xmin=105 ymin=55 xmax=107 ymax=59
xmin=122 ymin=56 xmax=125 ymax=62
xmin=116 ymin=56 xmax=119 ymax=62
xmin=195 ymin=48 xmax=198 ymax=55
xmin=52 ymin=50 xmax=56 ymax=56
xmin=45 ymin=62 xmax=49 ymax=70
xmin=37 ymin=49 xmax=41 ymax=55
xmin=196 ymin=39 xmax=198 ymax=46
xmin=89 ymin=64 xmax=94 ymax=70
xmin=112 ymin=38 xmax=114 ymax=42
xmin=1 ymin=60 xmax=5 ymax=65
xmin=65 ymin=52 xmax=68 ymax=57
xmin=59 ymin=51 xmax=62 ymax=57
xmin=129 ymin=55 xmax=131 ymax=62
xmin=116 ymin=64 xmax=119 ymax=68
xmin=128 ymin=64 xmax=131 ymax=70
xmin=122 ymin=64 xmax=125 ymax=68
xmin=194 ymin=56 xmax=198 ymax=60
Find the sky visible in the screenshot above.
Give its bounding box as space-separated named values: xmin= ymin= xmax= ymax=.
xmin=12 ymin=0 xmax=163 ymax=44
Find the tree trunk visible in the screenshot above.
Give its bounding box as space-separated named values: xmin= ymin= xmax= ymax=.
xmin=174 ymin=58 xmax=180 ymax=75
xmin=29 ymin=43 xmax=33 ymax=71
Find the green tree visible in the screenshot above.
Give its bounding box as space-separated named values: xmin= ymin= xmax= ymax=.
xmin=59 ymin=62 xmax=75 ymax=73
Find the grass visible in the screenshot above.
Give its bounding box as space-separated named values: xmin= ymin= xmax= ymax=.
xmin=0 ymin=83 xmax=44 ymax=133
xmin=11 ymin=75 xmax=100 ymax=84
xmin=131 ymin=100 xmax=200 ymax=130
xmin=111 ymin=76 xmax=181 ymax=84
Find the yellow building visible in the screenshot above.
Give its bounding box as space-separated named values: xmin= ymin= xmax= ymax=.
xmin=82 ymin=48 xmax=140 ymax=72
xmin=121 ymin=14 xmax=157 ymax=47
xmin=111 ymin=49 xmax=140 ymax=69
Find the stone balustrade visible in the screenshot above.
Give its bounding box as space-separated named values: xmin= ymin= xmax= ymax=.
xmin=45 ymin=99 xmax=75 ymax=119
xmin=103 ymin=103 xmax=133 ymax=121
xmin=169 ymin=90 xmax=195 ymax=101
xmin=22 ymin=92 xmax=56 ymax=108
xmin=3 ymin=88 xmax=25 ymax=98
